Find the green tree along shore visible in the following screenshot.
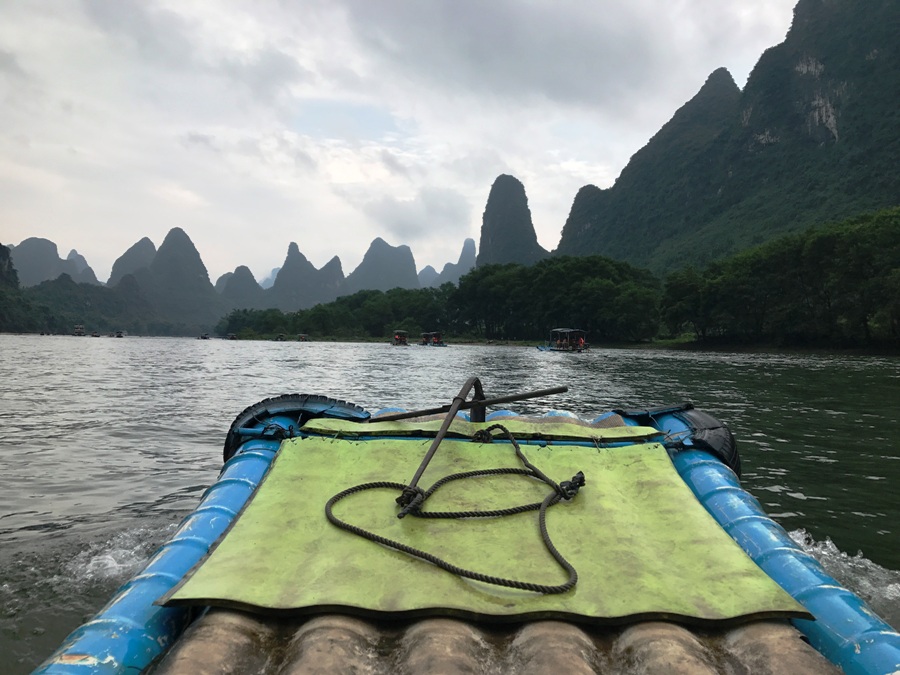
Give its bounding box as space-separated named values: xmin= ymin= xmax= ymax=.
xmin=218 ymin=254 xmax=661 ymax=343
xmin=661 ymin=208 xmax=900 ymax=348
xmin=3 ymin=208 xmax=899 ymax=349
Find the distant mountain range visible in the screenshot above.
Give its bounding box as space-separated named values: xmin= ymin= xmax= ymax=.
xmin=4 ymin=226 xmax=479 ymax=333
xmin=6 ymin=239 xmax=100 ymax=287
xmin=3 ymin=0 xmax=897 ymax=332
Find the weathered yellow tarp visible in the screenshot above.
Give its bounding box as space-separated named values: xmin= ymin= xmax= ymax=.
xmin=162 ymin=434 xmax=809 ymax=625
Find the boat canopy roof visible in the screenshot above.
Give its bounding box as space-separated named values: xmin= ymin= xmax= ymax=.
xmin=550 ymin=328 xmax=586 ymax=335
xmin=393 ymin=329 xmax=408 ymax=335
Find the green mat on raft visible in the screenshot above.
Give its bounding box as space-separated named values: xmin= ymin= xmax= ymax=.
xmin=162 ymin=432 xmax=810 ymax=625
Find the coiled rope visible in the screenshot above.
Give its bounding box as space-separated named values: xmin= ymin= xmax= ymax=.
xmin=325 ymin=419 xmax=585 ymax=594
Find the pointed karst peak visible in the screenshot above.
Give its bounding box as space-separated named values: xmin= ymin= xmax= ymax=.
xmin=286 ymin=241 xmax=304 ymax=259
xmin=150 ymin=227 xmax=211 ymax=284
xmin=231 ymin=265 xmax=258 ymax=283
xmin=345 ymin=238 xmax=418 ymax=293
xmin=220 ymin=265 xmax=265 ymax=309
xmin=458 ymin=238 xmax=476 ymax=265
xmin=622 ymin=65 xmax=741 ymax=169
xmin=476 ymin=174 xmax=548 ymax=267
xmin=318 ymin=255 xmax=344 ymax=283
xmin=66 ymin=249 xmax=89 ymax=273
xmin=160 ymin=227 xmax=191 ymax=246
xmin=491 ymin=174 xmax=526 ymax=198
xmin=359 ymin=237 xmax=413 ymax=262
xmin=424 ymin=238 xmax=477 ymax=288
xmin=218 ymin=265 xmax=257 ymax=292
xmin=704 ymin=67 xmax=737 ymax=90
xmin=109 ymin=237 xmax=156 ymax=286
xmin=273 ymin=243 xmax=314 ymax=284
xmin=154 ymin=228 xmax=200 ymax=261
xmin=647 ymin=67 xmax=741 ymax=135
xmin=682 ymin=67 xmax=741 ymax=119
xmin=368 ymin=237 xmax=392 ymax=252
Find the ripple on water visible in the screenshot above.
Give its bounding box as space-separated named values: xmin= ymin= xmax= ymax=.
xmin=61 ymin=524 xmax=177 ymax=586
xmin=0 ymin=516 xmax=178 ymax=674
xmin=790 ymin=529 xmax=900 ymax=630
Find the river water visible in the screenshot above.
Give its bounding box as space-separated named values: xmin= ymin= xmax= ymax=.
xmin=0 ymin=335 xmax=897 ymax=672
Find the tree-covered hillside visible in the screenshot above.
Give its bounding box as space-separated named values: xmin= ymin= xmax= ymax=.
xmin=556 ymin=0 xmax=899 ymax=273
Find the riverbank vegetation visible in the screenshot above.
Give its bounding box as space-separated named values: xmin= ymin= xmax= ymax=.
xmin=216 ymin=255 xmax=661 ymax=343
xmin=662 ymin=208 xmax=899 ymax=348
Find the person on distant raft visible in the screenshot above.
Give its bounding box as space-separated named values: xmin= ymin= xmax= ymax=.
xmin=578 ymin=335 xmax=585 ymax=349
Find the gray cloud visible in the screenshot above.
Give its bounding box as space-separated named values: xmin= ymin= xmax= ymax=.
xmin=82 ymin=0 xmax=306 ymax=102
xmin=0 ymin=49 xmax=26 ymax=78
xmin=339 ymin=0 xmax=792 ymax=114
xmin=379 ymin=149 xmax=412 ymax=177
xmin=220 ymin=47 xmax=311 ymax=102
xmin=363 ymin=187 xmax=471 ymax=242
xmin=274 ymin=134 xmax=317 ymax=171
xmin=181 ymin=131 xmax=218 ymax=152
xmin=81 ymin=0 xmax=197 ymax=68
xmin=339 ymin=1 xmax=667 ymax=110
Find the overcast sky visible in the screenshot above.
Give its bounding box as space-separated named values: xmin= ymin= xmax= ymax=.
xmin=0 ymin=0 xmax=796 ymax=284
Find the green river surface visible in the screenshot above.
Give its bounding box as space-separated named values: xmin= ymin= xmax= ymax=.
xmin=0 ymin=335 xmax=897 ymax=673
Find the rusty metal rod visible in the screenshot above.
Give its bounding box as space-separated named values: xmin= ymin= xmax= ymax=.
xmin=398 ymin=377 xmax=482 ymax=502
xmin=372 ymin=385 xmax=569 ymax=423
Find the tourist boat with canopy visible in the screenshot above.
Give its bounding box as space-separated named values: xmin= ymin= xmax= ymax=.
xmin=34 ymin=377 xmax=899 ymax=675
xmin=537 ymin=328 xmax=589 ymax=352
xmin=419 ymin=331 xmax=447 ymax=346
xmin=391 ymin=330 xmax=409 ymax=346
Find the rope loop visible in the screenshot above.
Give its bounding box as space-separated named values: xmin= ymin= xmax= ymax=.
xmin=471 ymin=428 xmax=494 ymax=443
xmin=558 ymin=471 xmax=586 ymax=500
xmin=396 ymin=486 xmax=426 ymax=518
